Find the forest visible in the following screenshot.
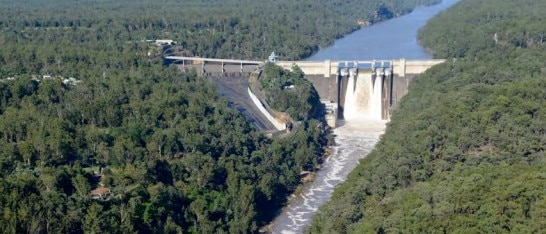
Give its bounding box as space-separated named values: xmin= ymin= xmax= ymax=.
xmin=307 ymin=0 xmax=546 ymax=233
xmin=0 ymin=0 xmax=440 ymax=65
xmin=0 ymin=0 xmax=441 ymax=233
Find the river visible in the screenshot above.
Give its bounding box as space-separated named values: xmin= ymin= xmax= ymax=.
xmin=269 ymin=0 xmax=460 ymax=233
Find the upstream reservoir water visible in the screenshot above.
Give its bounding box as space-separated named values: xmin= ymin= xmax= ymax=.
xmin=269 ymin=0 xmax=460 ymax=233
xmin=307 ymin=0 xmax=459 ymax=61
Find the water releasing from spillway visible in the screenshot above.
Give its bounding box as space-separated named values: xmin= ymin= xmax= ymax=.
xmin=343 ymin=72 xmax=383 ymax=121
xmin=269 ymin=72 xmax=386 ymax=234
xmin=269 ymin=121 xmax=385 ymax=234
xmin=270 ymin=68 xmax=387 ymax=234
xmin=269 ymin=0 xmax=461 ymax=232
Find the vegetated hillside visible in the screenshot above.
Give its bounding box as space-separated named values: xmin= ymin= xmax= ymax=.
xmin=307 ymin=0 xmax=546 ymax=233
xmin=0 ymin=67 xmax=331 ymax=233
xmin=0 ymin=0 xmax=443 ymax=232
xmin=0 ymin=0 xmax=439 ymax=61
xmin=0 ymin=1 xmax=336 ymax=233
xmin=259 ymin=63 xmax=324 ymax=122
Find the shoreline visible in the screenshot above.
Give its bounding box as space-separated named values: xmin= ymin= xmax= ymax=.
xmin=256 ymin=0 xmax=450 ymax=230
xmin=264 ymin=122 xmax=386 ymax=233
xmin=302 ymin=1 xmax=443 ymax=61
xmin=260 ymin=142 xmax=335 ymax=233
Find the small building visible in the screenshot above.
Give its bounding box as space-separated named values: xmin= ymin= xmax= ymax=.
xmin=268 ymin=52 xmax=277 ymax=63
xmin=91 ymin=187 xmax=113 ymax=200
xmin=63 ymin=77 xmax=82 ymax=85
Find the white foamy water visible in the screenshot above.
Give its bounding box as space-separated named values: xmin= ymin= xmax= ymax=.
xmin=269 ymin=121 xmax=385 ymax=233
xmin=268 ymin=0 xmax=461 ymax=231
xmin=344 ymin=72 xmax=383 ymax=121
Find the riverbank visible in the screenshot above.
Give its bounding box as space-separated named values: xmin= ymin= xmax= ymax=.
xmin=268 ymin=121 xmax=385 ymax=233
xmin=307 ymin=0 xmax=460 ymax=61
xmin=259 ymin=142 xmax=335 ymax=233
xmin=306 ymin=0 xmax=546 ymax=232
xmin=267 ymin=0 xmax=460 ymax=232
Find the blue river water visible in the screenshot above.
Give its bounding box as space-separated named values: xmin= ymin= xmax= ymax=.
xmin=307 ymin=0 xmax=460 ymax=61
xmin=269 ymin=0 xmax=461 ymax=233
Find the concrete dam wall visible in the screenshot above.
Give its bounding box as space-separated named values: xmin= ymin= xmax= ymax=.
xmin=277 ymin=59 xmax=444 ymax=124
xmin=170 ymin=57 xmax=443 ymax=128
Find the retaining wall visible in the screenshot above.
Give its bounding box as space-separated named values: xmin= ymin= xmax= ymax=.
xmin=247 ymin=87 xmax=286 ymax=131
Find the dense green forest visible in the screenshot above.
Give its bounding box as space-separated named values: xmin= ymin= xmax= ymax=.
xmin=0 ymin=64 xmax=332 ymax=232
xmin=0 ymin=0 xmax=443 ymax=232
xmin=308 ymin=0 xmax=546 ymax=233
xmin=259 ymin=63 xmax=323 ymax=121
xmin=0 ymin=0 xmax=439 ymax=63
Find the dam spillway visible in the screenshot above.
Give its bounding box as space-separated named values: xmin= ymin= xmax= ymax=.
xmin=206 ymin=74 xmax=277 ymax=131
xmin=168 ymin=57 xmax=445 ymax=127
xmin=343 ymin=70 xmax=384 ymax=121
xmin=276 ymin=59 xmax=444 ymax=125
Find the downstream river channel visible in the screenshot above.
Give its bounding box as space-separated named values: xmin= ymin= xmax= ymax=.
xmin=269 ymin=0 xmax=460 ymax=233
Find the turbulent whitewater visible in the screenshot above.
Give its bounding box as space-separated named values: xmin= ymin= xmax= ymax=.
xmin=269 ymin=0 xmax=460 ymax=232
xmin=269 ymin=121 xmax=385 ymax=234
xmin=344 ymin=72 xmax=383 ymax=121
xmin=270 ymin=62 xmax=386 ymax=234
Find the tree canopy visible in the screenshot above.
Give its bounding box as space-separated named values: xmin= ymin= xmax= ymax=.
xmin=0 ymin=0 xmax=440 ymax=232
xmin=0 ymin=0 xmax=439 ymax=62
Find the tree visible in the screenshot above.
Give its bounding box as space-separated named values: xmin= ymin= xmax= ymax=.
xmin=83 ymin=203 xmax=103 ymax=234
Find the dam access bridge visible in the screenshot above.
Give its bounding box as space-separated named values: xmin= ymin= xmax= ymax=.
xmin=165 ymin=55 xmax=444 ymax=128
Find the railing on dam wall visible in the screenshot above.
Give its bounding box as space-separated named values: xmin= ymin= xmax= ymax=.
xmin=164 ymin=55 xmax=444 ymax=78
xmin=275 ymin=59 xmax=445 ymax=78
xmin=164 ymin=56 xmax=261 ymax=65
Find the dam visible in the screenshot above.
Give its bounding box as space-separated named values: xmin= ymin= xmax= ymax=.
xmin=275 ymin=59 xmax=444 ymax=125
xmin=269 ymin=0 xmax=461 ymax=231
xmin=167 ymin=56 xmax=444 ymax=128
xmin=163 ymin=0 xmax=459 ymax=232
